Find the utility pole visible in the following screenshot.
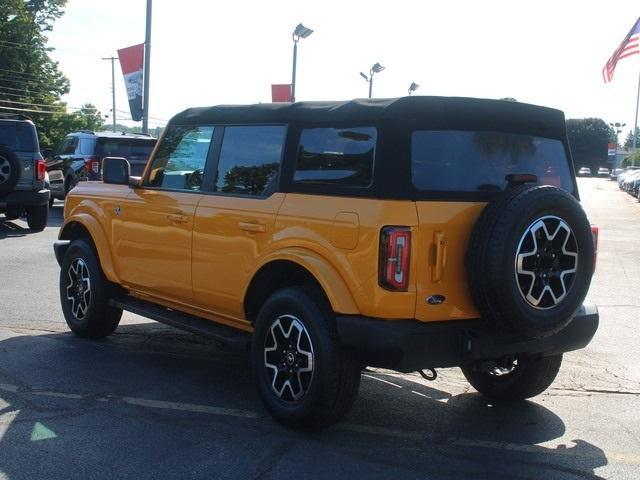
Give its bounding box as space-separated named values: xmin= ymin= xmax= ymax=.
xmin=102 ymin=56 xmax=117 ymax=132
xmin=142 ymin=0 xmax=152 ymax=134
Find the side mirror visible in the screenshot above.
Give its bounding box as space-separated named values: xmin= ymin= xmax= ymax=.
xmin=128 ymin=176 xmax=142 ymax=188
xmin=102 ymin=157 xmax=130 ymax=185
xmin=41 ymin=148 xmax=53 ymax=158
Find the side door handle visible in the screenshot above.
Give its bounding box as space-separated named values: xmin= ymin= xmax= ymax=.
xmin=167 ymin=213 xmax=188 ymax=223
xmin=238 ymin=221 xmax=266 ymax=233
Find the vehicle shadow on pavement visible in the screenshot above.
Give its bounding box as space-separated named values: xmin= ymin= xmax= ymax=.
xmin=0 ymin=206 xmax=63 ymax=238
xmin=0 ymin=323 xmax=609 ymax=480
xmin=0 ymin=219 xmax=28 ymax=239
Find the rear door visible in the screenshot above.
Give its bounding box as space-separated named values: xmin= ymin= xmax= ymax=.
xmin=0 ymin=121 xmax=36 ymax=189
xmin=410 ymin=130 xmax=575 ymax=322
xmin=192 ymin=125 xmax=287 ymax=323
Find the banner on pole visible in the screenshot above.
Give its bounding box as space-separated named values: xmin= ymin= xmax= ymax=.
xmin=117 ymin=44 xmax=145 ymax=121
xmin=271 ymin=84 xmax=292 ymax=102
xmin=607 ymin=143 xmax=617 ymax=164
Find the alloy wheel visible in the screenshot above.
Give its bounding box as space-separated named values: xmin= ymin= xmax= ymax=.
xmin=263 ymin=314 xmax=315 ymax=402
xmin=0 ymin=156 xmax=11 ymax=185
xmin=66 ymin=258 xmax=91 ymax=320
xmin=515 ymin=215 xmax=578 ymax=309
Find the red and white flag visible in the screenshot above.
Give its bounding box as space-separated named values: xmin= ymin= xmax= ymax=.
xmin=602 ymin=17 xmax=640 ymax=83
xmin=118 ymin=44 xmax=145 ymax=121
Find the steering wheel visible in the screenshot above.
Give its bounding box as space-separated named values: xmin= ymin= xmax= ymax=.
xmin=187 ymin=169 xmax=203 ymax=190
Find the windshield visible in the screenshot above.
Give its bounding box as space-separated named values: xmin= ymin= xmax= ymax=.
xmin=411 ymin=130 xmax=574 ymax=194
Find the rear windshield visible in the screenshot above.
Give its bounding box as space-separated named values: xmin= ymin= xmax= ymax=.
xmin=411 ymin=131 xmax=573 ymax=193
xmin=95 ymin=137 xmax=156 ymax=160
xmin=0 ymin=122 xmax=34 ymax=151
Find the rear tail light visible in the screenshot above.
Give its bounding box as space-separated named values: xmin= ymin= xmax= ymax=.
xmin=85 ymin=156 xmax=100 ymax=174
xmin=36 ymin=158 xmax=46 ymax=181
xmin=590 ymin=225 xmax=599 ymax=272
xmin=379 ymin=227 xmax=412 ymax=291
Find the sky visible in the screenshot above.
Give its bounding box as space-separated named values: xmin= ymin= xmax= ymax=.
xmin=47 ymin=0 xmax=640 ymax=140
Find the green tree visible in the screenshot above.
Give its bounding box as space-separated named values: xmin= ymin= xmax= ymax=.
xmin=566 ymin=118 xmax=612 ymax=172
xmin=0 ymin=1 xmax=105 ymax=148
xmin=623 ymin=127 xmax=639 ymax=149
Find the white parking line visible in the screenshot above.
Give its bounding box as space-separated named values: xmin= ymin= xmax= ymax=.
xmin=362 ymin=374 xmax=403 ymax=388
xmin=121 ymin=397 xmax=258 ymax=419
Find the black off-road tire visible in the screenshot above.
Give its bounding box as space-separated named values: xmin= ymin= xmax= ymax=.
xmin=252 ymin=287 xmax=361 ymax=429
xmin=59 ymin=239 xmax=122 ymax=339
xmin=0 ymin=146 xmax=20 ymax=196
xmin=461 ymin=354 xmax=563 ymax=400
xmin=466 ymin=185 xmax=594 ymax=339
xmin=26 ymin=204 xmax=49 ymax=231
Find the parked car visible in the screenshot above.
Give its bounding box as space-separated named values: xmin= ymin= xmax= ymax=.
xmin=0 ymin=114 xmax=50 ymax=230
xmin=609 ymin=168 xmax=624 ymax=180
xmin=54 ymin=97 xmax=599 ymax=429
xmin=577 ymin=167 xmax=591 ymax=177
xmin=619 ymin=169 xmax=640 ymax=194
xmin=46 ymin=130 xmax=156 ymax=203
xmin=596 ymin=167 xmax=609 ymax=177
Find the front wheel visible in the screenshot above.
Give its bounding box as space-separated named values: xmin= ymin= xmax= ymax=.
xmin=252 ymin=287 xmax=361 ymax=429
xmin=461 ymin=354 xmax=562 ymax=400
xmin=26 ymin=204 xmax=48 ymax=231
xmin=59 ymin=239 xmax=122 ymax=339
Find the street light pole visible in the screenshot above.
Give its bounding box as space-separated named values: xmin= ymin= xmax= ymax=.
xmin=408 ymin=82 xmax=420 ymax=96
xmin=142 ymin=0 xmax=152 ymax=134
xmin=291 ymin=23 xmax=313 ymax=102
xmin=102 ymin=56 xmax=117 ymax=132
xmin=360 ymin=62 xmax=385 ymax=98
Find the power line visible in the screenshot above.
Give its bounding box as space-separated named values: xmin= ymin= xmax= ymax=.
xmin=0 ymin=98 xmax=66 ymax=109
xmin=0 ymin=67 xmax=46 ymax=80
xmin=0 ymin=105 xmax=67 ymax=115
xmin=0 ymin=84 xmax=53 ymax=94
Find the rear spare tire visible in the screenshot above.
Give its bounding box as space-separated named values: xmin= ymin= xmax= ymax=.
xmin=466 ymin=185 xmax=594 ymax=339
xmin=0 ymin=147 xmax=20 ymax=196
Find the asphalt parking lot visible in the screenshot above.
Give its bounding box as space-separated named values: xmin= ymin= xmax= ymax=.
xmin=0 ymin=178 xmax=639 ymax=480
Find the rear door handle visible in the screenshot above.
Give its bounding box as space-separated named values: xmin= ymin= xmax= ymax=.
xmin=167 ymin=213 xmax=188 ymax=223
xmin=238 ymin=221 xmax=266 ymax=233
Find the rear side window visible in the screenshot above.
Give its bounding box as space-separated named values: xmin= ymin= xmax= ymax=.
xmin=411 ymin=131 xmax=573 ymax=193
xmin=0 ymin=123 xmax=33 ymax=151
xmin=215 ymin=125 xmax=286 ymax=196
xmin=294 ymin=127 xmax=376 ymax=186
xmin=146 ymin=125 xmax=214 ymax=191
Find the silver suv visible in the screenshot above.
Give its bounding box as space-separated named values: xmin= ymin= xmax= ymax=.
xmin=0 ymin=115 xmax=50 ymax=231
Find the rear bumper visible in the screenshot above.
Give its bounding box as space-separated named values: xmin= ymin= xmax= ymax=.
xmin=0 ymin=189 xmax=50 ymax=208
xmin=335 ymin=304 xmax=599 ymax=372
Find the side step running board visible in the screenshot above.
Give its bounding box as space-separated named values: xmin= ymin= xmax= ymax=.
xmin=109 ymin=296 xmax=251 ymax=349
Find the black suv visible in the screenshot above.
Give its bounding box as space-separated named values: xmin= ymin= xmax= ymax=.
xmin=46 ymin=130 xmax=156 ymax=202
xmin=0 ymin=115 xmax=50 ymax=231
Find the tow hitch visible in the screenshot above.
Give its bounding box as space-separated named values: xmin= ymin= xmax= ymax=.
xmin=419 ymin=368 xmax=437 ymax=381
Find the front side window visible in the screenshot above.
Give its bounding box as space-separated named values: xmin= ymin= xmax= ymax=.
xmin=215 ymin=125 xmax=286 ymax=196
xmin=145 ymin=125 xmax=214 ymax=191
xmin=294 ymin=127 xmax=376 ymax=187
xmin=411 ymin=130 xmax=574 ymax=193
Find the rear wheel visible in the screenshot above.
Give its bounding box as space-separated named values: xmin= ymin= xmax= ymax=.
xmin=461 ymin=354 xmax=562 ymax=400
xmin=26 ymin=204 xmax=48 ymax=231
xmin=252 ymin=287 xmax=361 ymax=429
xmin=59 ymin=239 xmax=122 ymax=338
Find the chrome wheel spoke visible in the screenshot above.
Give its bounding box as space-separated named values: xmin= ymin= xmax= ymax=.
xmin=263 ymin=314 xmax=315 ymax=402
xmin=514 ymin=216 xmax=579 ymax=310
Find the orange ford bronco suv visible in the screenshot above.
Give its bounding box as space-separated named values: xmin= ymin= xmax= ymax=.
xmin=54 ymin=97 xmax=599 ymax=428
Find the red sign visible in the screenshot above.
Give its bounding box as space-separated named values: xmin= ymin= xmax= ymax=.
xmin=118 ymin=44 xmax=145 ymax=121
xmin=271 ymin=84 xmax=292 ymax=102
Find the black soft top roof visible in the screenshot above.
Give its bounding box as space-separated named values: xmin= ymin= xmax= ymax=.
xmin=171 ymin=96 xmax=567 ymax=139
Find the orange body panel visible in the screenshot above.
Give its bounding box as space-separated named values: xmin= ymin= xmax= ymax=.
xmin=62 ymin=184 xmax=486 ymax=326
